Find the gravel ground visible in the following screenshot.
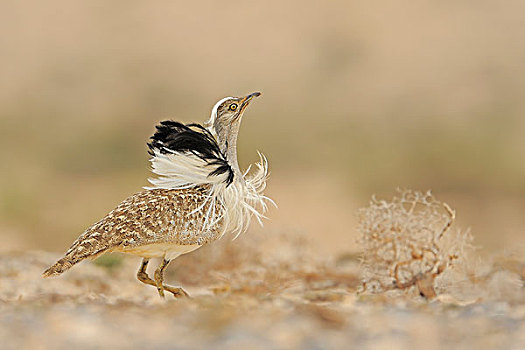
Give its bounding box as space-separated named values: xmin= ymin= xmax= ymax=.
xmin=1 ymin=243 xmax=524 ymax=350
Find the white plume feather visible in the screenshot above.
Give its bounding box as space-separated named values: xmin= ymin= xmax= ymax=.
xmin=145 ymin=149 xmax=230 ymax=190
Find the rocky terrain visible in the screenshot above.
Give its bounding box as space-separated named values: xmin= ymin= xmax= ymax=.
xmin=1 ymin=233 xmax=524 ymax=350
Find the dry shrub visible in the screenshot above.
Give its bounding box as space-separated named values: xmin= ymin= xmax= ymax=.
xmin=358 ymin=189 xmax=472 ymax=299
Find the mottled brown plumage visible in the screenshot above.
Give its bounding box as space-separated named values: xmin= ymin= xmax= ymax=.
xmin=42 ymin=186 xmax=222 ymax=277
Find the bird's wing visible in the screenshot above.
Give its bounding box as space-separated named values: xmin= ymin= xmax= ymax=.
xmin=146 ymin=121 xmax=234 ymax=190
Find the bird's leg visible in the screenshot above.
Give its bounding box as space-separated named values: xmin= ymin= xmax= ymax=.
xmin=154 ymin=258 xmax=190 ymax=298
xmin=136 ymin=258 xmax=157 ymax=287
xmin=154 ymin=258 xmax=169 ymax=297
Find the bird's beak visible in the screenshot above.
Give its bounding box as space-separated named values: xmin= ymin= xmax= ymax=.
xmin=239 ymin=92 xmax=261 ymax=113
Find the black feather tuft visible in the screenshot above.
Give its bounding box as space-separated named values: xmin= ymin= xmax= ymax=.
xmin=148 ymin=121 xmax=234 ymax=185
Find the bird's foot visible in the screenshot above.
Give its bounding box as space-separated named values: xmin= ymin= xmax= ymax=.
xmin=163 ymin=285 xmax=190 ymax=298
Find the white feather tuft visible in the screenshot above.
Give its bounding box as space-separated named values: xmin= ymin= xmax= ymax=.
xmin=145 ymin=149 xmax=231 ymax=190
xmin=217 ymin=151 xmax=274 ymax=240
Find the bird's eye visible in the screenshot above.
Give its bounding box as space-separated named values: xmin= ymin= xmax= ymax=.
xmin=229 ymin=103 xmax=238 ymax=111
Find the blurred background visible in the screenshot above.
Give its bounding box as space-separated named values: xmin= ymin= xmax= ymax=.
xmin=1 ymin=0 xmax=524 ymax=256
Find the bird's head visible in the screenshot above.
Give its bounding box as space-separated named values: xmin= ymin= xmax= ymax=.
xmin=206 ymin=92 xmax=261 ymax=152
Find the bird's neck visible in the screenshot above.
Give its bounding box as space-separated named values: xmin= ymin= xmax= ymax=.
xmin=218 ymin=123 xmax=243 ymax=179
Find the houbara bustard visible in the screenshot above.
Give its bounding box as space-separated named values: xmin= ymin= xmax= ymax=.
xmin=43 ymin=92 xmax=272 ymax=298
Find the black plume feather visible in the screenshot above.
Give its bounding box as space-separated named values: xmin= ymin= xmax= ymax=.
xmin=148 ymin=121 xmax=234 ymax=185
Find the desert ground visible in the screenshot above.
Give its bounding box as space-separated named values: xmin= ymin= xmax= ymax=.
xmin=2 ymin=222 xmax=525 ymax=350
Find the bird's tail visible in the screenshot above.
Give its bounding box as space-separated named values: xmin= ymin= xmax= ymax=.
xmin=43 ymin=231 xmax=115 ymax=278
xmin=42 ymin=256 xmax=80 ymax=278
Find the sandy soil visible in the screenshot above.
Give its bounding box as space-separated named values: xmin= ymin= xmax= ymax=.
xmin=1 ymin=234 xmax=524 ymax=350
